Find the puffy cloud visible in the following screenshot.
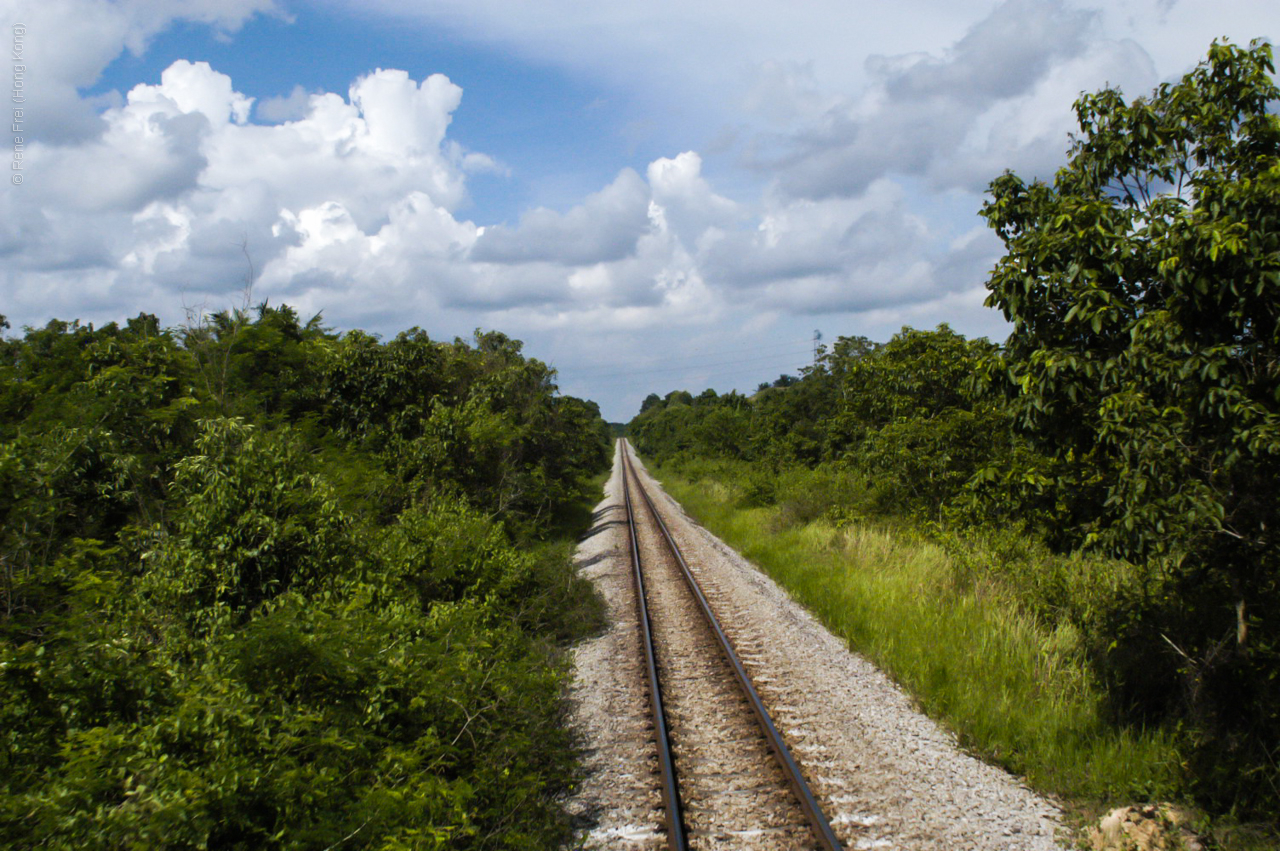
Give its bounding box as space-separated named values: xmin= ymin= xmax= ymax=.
xmin=10 ymin=57 xmax=735 ymax=338
xmin=8 ymin=60 xmax=478 ymax=324
xmin=881 ymin=0 xmax=1095 ymax=102
xmin=128 ymin=59 xmax=256 ymax=126
xmin=471 ymin=168 xmax=652 ymax=265
xmin=759 ymin=0 xmax=1158 ymax=199
xmin=255 ymin=85 xmax=316 ymax=123
xmin=258 ymin=192 xmax=482 ymax=310
xmin=14 ymin=0 xmax=279 ymax=143
xmin=695 ymin=179 xmax=996 ymax=314
xmin=741 ymin=60 xmax=844 ymax=126
xmin=202 ymin=69 xmax=470 ymax=228
xmin=349 ymin=70 xmax=461 ymax=160
xmin=938 ymin=37 xmax=1157 ymax=187
xmin=646 ymin=152 xmax=742 ymax=244
xmin=33 ymin=61 xmax=235 ymax=216
xmin=7 ymin=50 xmax=1002 ymax=361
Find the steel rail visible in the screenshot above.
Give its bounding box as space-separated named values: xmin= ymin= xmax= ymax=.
xmin=621 ymin=439 xmax=845 ymax=851
xmin=619 ymin=439 xmax=689 ymax=850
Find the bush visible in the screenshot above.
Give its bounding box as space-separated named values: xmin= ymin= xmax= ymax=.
xmin=0 ymin=311 xmax=611 ymax=847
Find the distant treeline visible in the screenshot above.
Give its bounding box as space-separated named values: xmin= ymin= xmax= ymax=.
xmin=631 ymin=40 xmax=1280 ymax=823
xmin=0 ymin=304 xmax=611 ymax=848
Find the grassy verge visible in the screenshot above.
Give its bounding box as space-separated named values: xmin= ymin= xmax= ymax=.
xmin=651 ymin=463 xmax=1188 ymax=833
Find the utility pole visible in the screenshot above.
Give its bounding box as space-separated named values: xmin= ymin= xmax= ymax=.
xmin=813 ymin=329 xmax=822 ymax=365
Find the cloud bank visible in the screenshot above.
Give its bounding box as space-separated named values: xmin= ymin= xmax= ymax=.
xmin=6 ymin=52 xmax=1008 ymax=336
xmin=6 ymin=0 xmax=1273 ymax=418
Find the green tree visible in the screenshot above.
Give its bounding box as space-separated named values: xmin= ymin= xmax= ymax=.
xmin=822 ymin=326 xmax=1009 ymax=516
xmin=0 ymin=306 xmax=609 ymax=847
xmin=664 ymin=389 xmax=694 ymax=407
xmin=981 ymin=39 xmax=1280 ymax=814
xmin=140 ymin=418 xmax=354 ymax=633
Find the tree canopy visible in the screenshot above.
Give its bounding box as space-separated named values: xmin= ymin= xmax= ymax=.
xmin=982 ymin=39 xmax=1280 ymax=807
xmin=0 ymin=306 xmax=611 ymax=849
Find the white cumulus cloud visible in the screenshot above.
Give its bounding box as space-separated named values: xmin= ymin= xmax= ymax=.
xmin=10 ymin=0 xmax=279 ymax=142
xmin=8 ymin=60 xmax=481 ymax=323
xmin=10 ymin=0 xmax=1277 ymax=421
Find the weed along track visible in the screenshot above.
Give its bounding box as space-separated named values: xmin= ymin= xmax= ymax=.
xmin=569 ymin=441 xmax=1067 ymax=850
xmin=621 ymin=439 xmax=842 ymax=850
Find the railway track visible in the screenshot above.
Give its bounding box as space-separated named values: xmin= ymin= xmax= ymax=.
xmin=618 ymin=439 xmax=843 ymax=851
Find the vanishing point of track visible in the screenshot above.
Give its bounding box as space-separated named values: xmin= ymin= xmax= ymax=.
xmin=619 ymin=439 xmax=843 ymax=851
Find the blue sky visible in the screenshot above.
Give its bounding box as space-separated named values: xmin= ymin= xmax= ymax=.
xmin=84 ymin=5 xmax=651 ymax=224
xmin=4 ymin=0 xmax=1278 ymax=419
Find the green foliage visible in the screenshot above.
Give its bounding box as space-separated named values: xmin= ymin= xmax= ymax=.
xmin=625 ymin=37 xmax=1280 ymax=826
xmin=832 ymin=326 xmax=1014 ymax=516
xmin=860 ymin=408 xmax=1004 ymax=517
xmin=322 ymin=327 xmax=609 ymax=531
xmin=832 ymin=326 xmax=993 ymax=426
xmin=631 ymin=324 xmax=1014 ymax=518
xmin=982 ymin=39 xmax=1280 ymax=816
xmin=140 ymin=419 xmax=354 ymax=633
xmin=0 ymin=307 xmax=609 ymax=847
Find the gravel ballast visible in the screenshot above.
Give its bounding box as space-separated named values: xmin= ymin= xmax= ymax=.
xmin=566 ymin=444 xmax=1067 ymax=850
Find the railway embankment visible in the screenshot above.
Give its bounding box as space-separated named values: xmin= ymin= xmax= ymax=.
xmin=566 ymin=442 xmax=1065 ymax=850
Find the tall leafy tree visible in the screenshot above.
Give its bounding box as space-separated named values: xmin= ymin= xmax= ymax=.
xmin=828 ymin=326 xmax=1009 ymax=516
xmin=981 ymin=39 xmax=1280 ymax=810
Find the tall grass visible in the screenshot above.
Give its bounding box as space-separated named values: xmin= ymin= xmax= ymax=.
xmin=654 ymin=464 xmax=1181 ymax=807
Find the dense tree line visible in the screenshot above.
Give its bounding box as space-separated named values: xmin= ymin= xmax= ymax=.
xmin=630 ymin=324 xmax=1013 ymax=521
xmin=630 ymin=41 xmax=1280 ymax=821
xmin=0 ymin=304 xmax=611 ymax=849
